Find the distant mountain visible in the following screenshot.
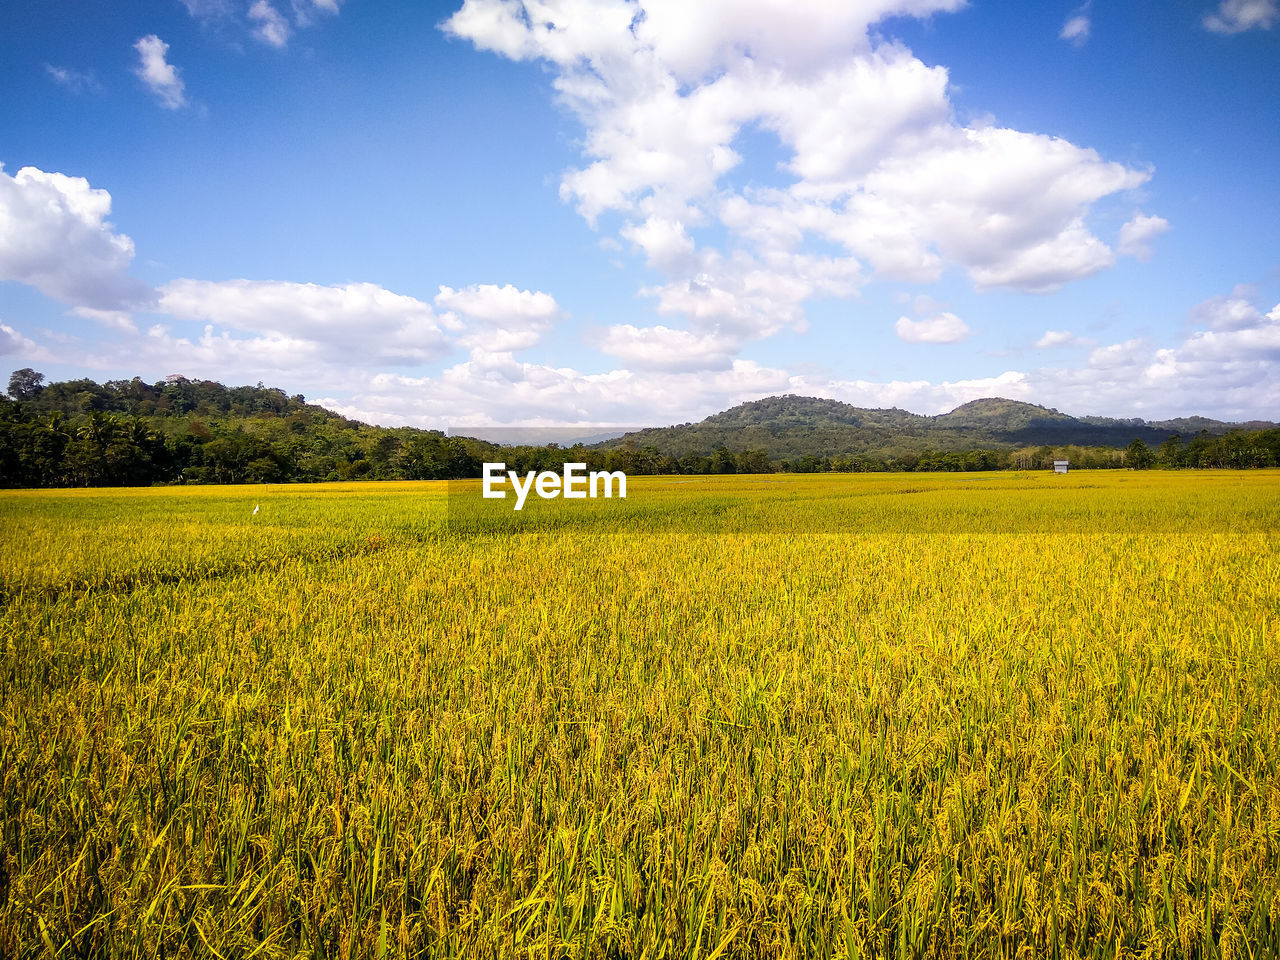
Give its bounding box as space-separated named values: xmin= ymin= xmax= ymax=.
xmin=5 ymin=371 xmax=1276 ymax=487
xmin=603 ymin=396 xmax=1276 ymax=459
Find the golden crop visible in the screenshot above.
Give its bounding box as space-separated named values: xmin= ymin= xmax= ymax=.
xmin=1 ymin=471 xmax=1278 ymax=958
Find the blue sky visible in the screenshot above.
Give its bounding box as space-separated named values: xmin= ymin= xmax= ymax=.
xmin=1 ymin=0 xmax=1277 ymax=428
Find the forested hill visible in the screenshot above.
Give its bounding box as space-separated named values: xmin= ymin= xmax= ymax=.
xmin=610 ymin=395 xmax=1276 ymax=459
xmin=0 ymin=371 xmax=501 ymax=487
xmin=2 ymin=371 xmax=1278 ymax=487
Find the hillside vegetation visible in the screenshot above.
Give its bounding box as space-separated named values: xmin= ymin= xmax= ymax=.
xmin=615 ymin=395 xmax=1276 ymax=461
xmin=3 ymin=370 xmax=1277 ymax=487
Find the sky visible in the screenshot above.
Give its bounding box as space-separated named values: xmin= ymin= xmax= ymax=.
xmin=1 ymin=0 xmax=1277 ymax=429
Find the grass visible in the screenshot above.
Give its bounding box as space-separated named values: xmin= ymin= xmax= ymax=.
xmin=1 ymin=471 xmax=1278 ymax=958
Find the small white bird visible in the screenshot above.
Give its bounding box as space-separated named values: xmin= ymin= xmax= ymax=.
xmin=252 ymin=504 xmax=260 ymax=516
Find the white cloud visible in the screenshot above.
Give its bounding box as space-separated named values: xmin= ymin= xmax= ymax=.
xmin=0 ymin=322 xmax=44 ymax=358
xmin=51 ymin=276 xmax=1280 ymax=426
xmin=157 ymin=279 xmax=455 ymax=365
xmin=822 ymin=296 xmax=1280 ymax=420
xmin=1085 ymin=337 xmax=1150 ymax=370
xmin=1117 ymin=211 xmax=1170 ymax=261
xmin=72 ymin=307 xmax=139 ymax=333
xmin=1203 ymin=0 xmax=1276 ymax=33
xmin=133 ymin=35 xmax=187 ymax=109
xmin=433 ymin=282 xmax=560 ymax=325
xmin=434 ymin=283 xmax=564 ymax=352
xmin=620 ymin=217 xmax=699 ymax=273
xmin=963 ymin=216 xmax=1117 ymax=293
xmin=249 ymin=1 xmax=291 ymax=47
xmin=69 ymin=318 xmax=416 ymax=396
xmin=835 ymin=132 xmax=1144 ymax=290
xmin=1026 ymin=291 xmax=1280 ymax=419
xmin=1060 ymin=14 xmax=1090 ymax=46
xmin=137 ymin=323 xmax=328 ymax=379
xmin=629 ymin=0 xmax=967 ymax=81
xmin=319 ymin=357 xmax=793 ymax=429
xmin=321 ymin=361 xmax=1042 ymax=430
xmin=894 ymin=311 xmax=971 ymax=343
xmin=642 ymin=249 xmax=861 ymax=342
xmin=597 ymin=324 xmax=738 ymax=370
xmin=1177 ymin=317 xmax=1280 ymax=363
xmin=109 ymin=279 xmax=561 ymax=388
xmin=1190 ymin=293 xmax=1266 ymax=331
xmin=759 ymin=50 xmax=954 ymax=189
xmin=1177 ymin=293 xmax=1280 ymax=362
xmin=1034 ymin=330 xmax=1093 ymax=349
xmin=444 ymin=0 xmax=1155 ymax=347
xmin=0 ymin=164 xmax=152 ymax=312
xmin=280 ymin=289 xmax=1280 ymax=426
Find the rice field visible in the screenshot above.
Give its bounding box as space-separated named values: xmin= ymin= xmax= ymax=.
xmin=1 ymin=471 xmax=1278 ymax=958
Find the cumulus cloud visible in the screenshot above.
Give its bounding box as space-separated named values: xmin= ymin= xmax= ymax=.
xmin=313 ymin=360 xmax=1043 ymax=430
xmin=305 ymin=287 xmax=1280 ymax=426
xmin=1176 ymin=314 xmax=1280 ymax=363
xmin=1190 ymin=292 xmax=1267 ymax=330
xmin=55 ymin=275 xmax=1279 ymax=427
xmin=133 ymin=35 xmax=187 ymax=109
xmin=71 ymin=319 xmax=405 ymax=395
xmin=85 ymin=312 xmax=1280 ymax=426
xmin=444 ymin=0 xmax=1154 ymax=338
xmin=1203 ymin=0 xmax=1276 ymax=33
xmin=83 ymin=279 xmax=563 ymax=389
xmin=0 ymin=164 xmax=152 ymax=311
xmin=433 ymin=282 xmax=560 ymax=325
xmin=642 ymin=250 xmax=861 ymax=342
xmin=894 ymin=311 xmax=971 ymax=344
xmin=138 ymin=323 xmax=328 ymax=378
xmin=1117 ymin=211 xmax=1170 ymax=261
xmin=249 ymin=1 xmax=291 ymax=47
xmin=620 ymin=217 xmax=699 ymax=273
xmin=157 ymin=279 xmax=456 ymax=365
xmin=1085 ymin=338 xmax=1150 ymax=370
xmin=317 ymin=357 xmax=795 ymax=429
xmin=434 ymin=283 xmax=564 ymax=352
xmin=597 ymin=324 xmax=738 ymax=370
xmin=0 ymin=322 xmax=44 ymax=358
xmin=1027 ymin=290 xmax=1280 ymax=418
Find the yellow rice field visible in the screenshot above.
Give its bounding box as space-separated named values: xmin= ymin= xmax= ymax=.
xmin=1 ymin=471 xmax=1278 ymax=958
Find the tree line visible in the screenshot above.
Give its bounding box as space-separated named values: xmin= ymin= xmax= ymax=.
xmin=2 ymin=370 xmax=1277 ymax=488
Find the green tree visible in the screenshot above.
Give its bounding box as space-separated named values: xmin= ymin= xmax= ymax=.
xmin=1157 ymin=434 xmax=1183 ymax=468
xmin=710 ymin=446 xmax=737 ymax=474
xmin=736 ymin=449 xmax=771 ymax=474
xmin=1126 ymin=438 xmax=1154 ymax=469
xmin=7 ymin=368 xmax=46 ymax=401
